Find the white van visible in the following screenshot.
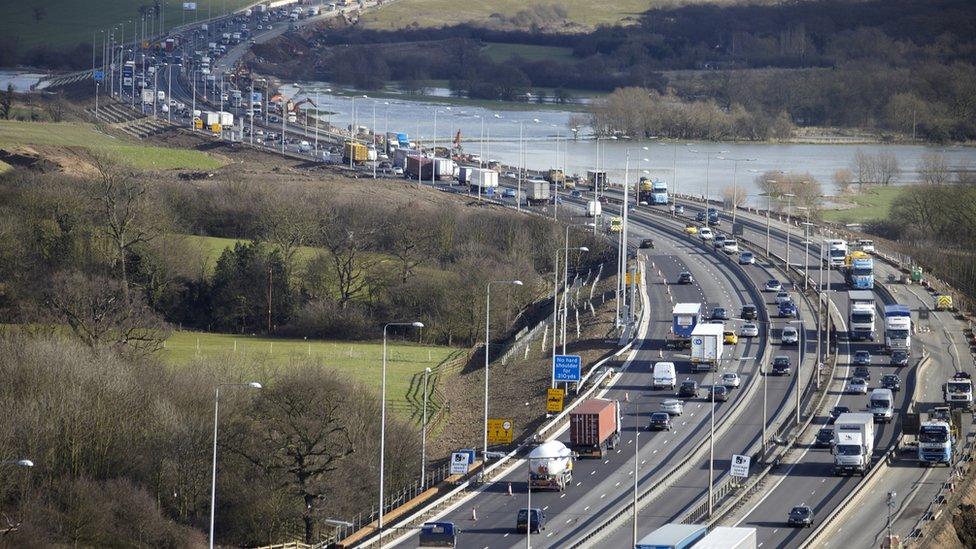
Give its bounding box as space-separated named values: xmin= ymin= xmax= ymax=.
xmin=869 ymin=388 xmax=894 ymax=423
xmin=653 ymin=362 xmax=677 ymax=390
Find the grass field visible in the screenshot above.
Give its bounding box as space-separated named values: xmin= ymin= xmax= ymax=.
xmin=1 ymin=0 xmax=255 ymax=50
xmin=163 ymin=331 xmax=465 ymax=418
xmin=183 ymin=234 xmax=323 ymax=271
xmin=361 ymin=0 xmax=654 ymax=29
xmin=822 ymin=186 xmax=909 ymax=223
xmin=0 ymin=120 xmax=225 ymax=170
xmin=482 ymin=43 xmax=576 ymax=63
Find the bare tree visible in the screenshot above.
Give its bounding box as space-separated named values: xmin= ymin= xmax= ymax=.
xmin=833 ymin=169 xmax=853 ymax=193
xmin=261 ymin=195 xmax=317 ymax=283
xmin=852 ymin=149 xmax=875 ymax=188
xmin=42 ymin=271 xmax=169 ymax=355
xmin=0 ymin=84 xmax=12 ymax=120
xmin=85 ymin=154 xmax=158 ymax=300
xmin=226 ymin=367 xmax=357 ymax=544
xmin=317 ymin=205 xmax=385 ymax=309
xmin=722 ymin=184 xmax=748 ymax=209
xmin=46 ymin=92 xmax=66 ymax=122
xmin=567 ymin=114 xmax=587 ymax=139
xmin=875 ymin=153 xmax=900 ymax=185
xmin=918 ymin=152 xmax=950 ymax=185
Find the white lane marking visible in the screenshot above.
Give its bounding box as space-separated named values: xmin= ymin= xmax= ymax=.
xmin=560 ymin=493 xmax=566 ymax=498
xmin=576 ymin=482 xmax=582 ymax=487
xmin=601 ymin=493 xmax=607 ymax=499
xmin=504 ymin=533 xmax=510 ymax=538
xmin=543 ymin=506 xmax=549 ymax=511
xmin=615 ymin=481 xmax=621 ymax=487
xmin=584 ymin=506 xmax=590 ymax=511
xmin=604 ymin=459 xmax=610 ymax=464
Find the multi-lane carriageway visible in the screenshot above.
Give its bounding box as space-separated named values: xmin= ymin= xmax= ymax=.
xmin=382 ymin=183 xmax=970 ymax=549
xmin=388 ymin=190 xmax=817 ymax=548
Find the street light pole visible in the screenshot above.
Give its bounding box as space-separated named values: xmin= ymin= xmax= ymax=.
xmin=209 ymin=381 xmax=262 ymax=549
xmin=783 ymin=193 xmax=796 ymax=271
xmin=715 ymin=156 xmax=755 ymax=227
xmin=379 ymin=321 xmax=424 ymax=544
xmin=708 ymin=368 xmax=716 ymax=517
xmin=632 ymin=401 xmax=639 ymax=547
xmin=553 ymin=244 xmax=588 ymax=387
xmin=421 ymin=366 xmax=432 ymax=489
xmin=484 ymin=281 xmax=523 ymax=459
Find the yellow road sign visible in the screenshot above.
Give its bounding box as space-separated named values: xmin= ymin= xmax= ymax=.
xmin=935 ymin=295 xmax=953 ymax=311
xmin=487 ymin=418 xmax=514 ymax=444
xmin=626 ymin=271 xmax=642 ymax=286
xmin=547 ymin=388 xmax=565 ymax=413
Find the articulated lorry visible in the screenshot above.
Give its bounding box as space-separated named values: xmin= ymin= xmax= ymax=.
xmin=693 ymin=527 xmax=757 ymax=549
xmin=526 ymin=179 xmax=551 ymax=205
xmin=528 ymin=440 xmax=574 ymax=491
xmin=635 ymin=524 xmax=708 ymax=549
xmin=343 ymin=142 xmax=369 ymax=165
xmin=587 ymin=170 xmax=607 ymax=192
xmin=569 ymin=399 xmax=621 ymax=458
xmin=833 ymin=412 xmax=875 ymax=476
xmin=918 ymin=408 xmax=954 ymax=466
xmin=690 ymin=323 xmax=723 ymax=372
xmin=467 ymin=168 xmax=499 ymax=193
xmin=667 ymin=303 xmax=702 ymax=349
xmin=848 ymin=290 xmax=876 ymax=341
xmin=637 ymin=178 xmax=653 ymax=204
xmin=651 ymin=179 xmax=668 ymax=205
xmin=845 ymin=251 xmax=874 ymax=289
xmin=884 ymin=304 xmax=912 ymax=354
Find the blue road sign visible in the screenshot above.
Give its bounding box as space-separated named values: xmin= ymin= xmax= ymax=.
xmin=553 ymin=355 xmax=582 ymax=382
xmin=485 ymin=186 xmax=495 ymax=196
xmin=93 ymin=70 xmax=105 ymax=82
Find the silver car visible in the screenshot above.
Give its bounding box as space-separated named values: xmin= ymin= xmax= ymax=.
xmin=721 ymin=372 xmax=741 ymax=388
xmin=740 ymin=322 xmax=759 ymax=337
xmin=781 ymin=326 xmax=799 ymax=345
xmin=661 ymin=399 xmax=684 ymax=416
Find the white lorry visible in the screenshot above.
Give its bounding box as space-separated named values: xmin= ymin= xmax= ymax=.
xmin=825 ymin=238 xmax=849 ymax=268
xmin=690 ymin=323 xmax=724 ymax=372
xmin=848 ymin=290 xmax=876 ymax=341
xmin=692 ymin=526 xmax=757 ymax=549
xmin=869 ymin=388 xmax=894 ymax=423
xmin=528 ymin=440 xmax=573 ymax=491
xmin=833 ymin=412 xmax=875 ymax=476
xmin=468 ymin=168 xmax=499 ymax=193
xmin=526 ymin=179 xmax=551 ymax=205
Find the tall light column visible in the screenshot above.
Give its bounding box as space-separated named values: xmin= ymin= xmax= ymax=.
xmin=484 ymin=281 xmax=523 ymax=459
xmin=209 ymin=381 xmax=262 ymax=549
xmin=378 ymin=321 xmax=424 ymax=544
xmin=783 ymin=193 xmax=796 ymax=271
xmin=715 ymin=156 xmax=755 ymax=227
xmin=421 ymin=366 xmax=432 ymax=489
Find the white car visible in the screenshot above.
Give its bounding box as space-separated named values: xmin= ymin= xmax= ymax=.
xmin=661 ymin=399 xmax=684 ymax=416
xmin=699 ymin=227 xmax=714 ymax=240
xmin=848 ymin=377 xmax=869 ymax=395
xmin=740 ymin=322 xmax=759 ymax=337
xmin=722 ymin=239 xmax=739 ymax=254
xmin=776 ymin=291 xmax=792 ymax=305
xmin=721 ymin=372 xmax=741 ymax=388
xmin=781 ymin=326 xmax=799 ymax=345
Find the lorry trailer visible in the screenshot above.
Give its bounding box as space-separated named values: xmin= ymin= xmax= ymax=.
xmin=667 ymin=303 xmax=702 ymax=349
xmin=635 ymin=523 xmax=708 ymax=549
xmin=690 ymin=323 xmax=724 ymax=372
xmin=692 ymin=527 xmax=757 ymax=549
xmin=526 ymin=179 xmax=551 ymax=205
xmin=569 ymin=399 xmax=621 ymax=458
xmin=527 ymin=440 xmax=574 ymax=491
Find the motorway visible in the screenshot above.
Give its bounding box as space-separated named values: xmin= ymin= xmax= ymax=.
xmin=95 ymin=8 xmax=974 ymax=546
xmin=382 ymin=184 xmax=814 ymax=548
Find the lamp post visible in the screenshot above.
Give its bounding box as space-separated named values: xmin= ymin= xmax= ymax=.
xmin=526 ymin=450 xmax=568 ymax=549
xmin=687 ymin=148 xmax=728 ymax=208
xmin=484 ymin=280 xmax=523 ymax=459
xmin=421 ymin=366 xmax=432 ymax=489
xmin=209 ymin=381 xmax=262 ymax=549
xmin=632 ymin=401 xmax=640 ymax=548
xmin=715 ymin=156 xmax=755 ymax=227
xmin=378 ymin=321 xmax=424 ymax=544
xmin=618 ymin=146 xmax=649 ymax=328
xmin=783 ymin=193 xmax=796 ymax=271
xmin=553 ymin=245 xmax=589 ymax=387
xmin=800 ymin=215 xmax=814 ymax=291
xmin=562 ymin=224 xmax=592 ymax=356
xmin=432 ymin=107 xmax=452 ymax=187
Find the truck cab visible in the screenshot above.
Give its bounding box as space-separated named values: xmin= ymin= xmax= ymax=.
xmin=918 ymin=418 xmax=953 ymax=466
xmin=848 ymin=257 xmax=874 ymax=289
xmin=667 ymin=303 xmax=701 ymax=349
xmin=943 ymin=372 xmax=973 ymax=410
xmin=826 ymin=239 xmax=848 ymax=267
xmin=884 ymin=305 xmax=912 ymax=354
xmin=833 ymin=412 xmax=875 ymax=476
xmin=869 ymin=388 xmax=894 ymax=423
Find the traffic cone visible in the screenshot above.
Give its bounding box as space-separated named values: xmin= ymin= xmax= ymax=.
xmin=471 ymin=507 xmax=478 ymax=521
xmin=508 ymin=482 xmax=513 ymax=496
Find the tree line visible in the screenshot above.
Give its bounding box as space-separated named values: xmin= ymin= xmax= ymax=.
xmin=0 ymin=157 xmax=611 ymax=354
xmin=266 ymin=0 xmax=976 ymax=140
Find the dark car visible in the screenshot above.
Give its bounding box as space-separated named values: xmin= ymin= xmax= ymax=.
xmin=778 ymin=300 xmax=798 ymax=318
xmin=853 ymin=350 xmax=872 ymax=366
xmin=648 ymin=412 xmax=673 ymax=431
xmin=788 ymin=505 xmax=814 ymax=527
xmin=713 ymin=235 xmax=727 ymax=249
xmin=639 ymin=239 xmax=655 ymax=249
xmin=711 ymin=307 xmax=729 ymax=321
xmin=890 ymin=349 xmax=909 ymax=366
xmin=853 ymin=365 xmax=871 ymax=381
xmin=740 ymin=305 xmax=758 ymax=320
xmin=419 ymin=522 xmax=459 ymax=547
xmin=815 ymin=428 xmax=834 ymax=448
xmin=829 ymin=406 xmax=851 ymax=424
xmin=881 ymin=373 xmax=902 ymax=392
xmin=709 ymin=385 xmax=729 ymax=402
xmin=697 ymin=211 xmax=707 ymax=222
xmin=571 ymin=190 xmax=583 ymax=198
xmin=677 ymin=272 xmax=694 ymax=285
xmin=678 ymin=380 xmax=699 ymax=398
xmin=516 ymin=508 xmax=546 ymax=534
xmin=772 ymin=356 xmax=792 ymax=376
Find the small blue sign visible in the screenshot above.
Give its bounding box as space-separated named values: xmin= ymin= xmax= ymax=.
xmin=553 ymin=355 xmax=582 ymax=382
xmin=93 ymin=70 xmax=105 ymax=82
xmin=485 ymin=186 xmax=495 ymax=196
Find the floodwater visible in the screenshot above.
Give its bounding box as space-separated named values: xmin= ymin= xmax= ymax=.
xmin=0 ymin=70 xmax=48 ymax=93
